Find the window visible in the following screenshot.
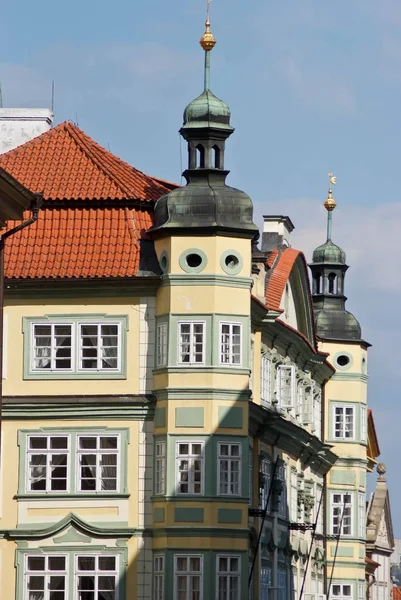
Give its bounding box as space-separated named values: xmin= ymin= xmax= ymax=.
xmin=220 ymin=322 xmax=242 ymax=366
xmin=22 ymin=431 xmax=125 ymax=495
xmin=26 ymin=316 xmax=126 ymax=377
xmin=334 ymin=406 xmax=355 ymax=439
xmin=277 ymin=462 xmax=287 ymax=519
xmin=260 ymin=564 xmax=272 ymax=600
xmin=25 ymin=554 xmax=67 ymax=600
xmin=301 ymin=384 xmax=314 ymax=426
xmin=278 ymin=569 xmax=287 ymax=600
xmin=331 ymin=584 xmax=352 ymax=599
xmin=218 ymin=442 xmax=241 ymax=496
xmin=155 ymin=441 xmax=166 ymax=495
xmin=290 ymin=471 xmax=298 ymax=522
xmin=77 ymin=435 xmax=118 ymax=492
xmin=360 ymin=405 xmax=367 ymax=443
xmin=313 ymin=387 xmax=321 ymax=437
xmin=76 ymin=555 xmax=118 ymax=599
xmin=358 ymin=583 xmax=365 ymax=600
xmin=315 ymin=486 xmax=324 ymax=535
xmin=358 ymin=492 xmax=365 ymax=538
xmin=332 ymin=493 xmax=353 ymax=536
xmin=178 ymin=322 xmax=205 ymax=365
xmin=175 ymin=555 xmax=202 ymax=600
xmin=176 ymin=442 xmax=204 ymax=495
xmin=153 ymin=555 xmax=165 ymax=600
xmin=277 ymin=365 xmax=295 ymax=409
xmin=249 ymin=446 xmax=253 ymax=507
xmin=217 ymin=555 xmax=240 ymax=600
xmin=259 ymin=455 xmax=272 ymax=511
xmin=260 ymin=356 xmax=272 ymax=406
xmin=157 ymin=323 xmax=168 ymax=367
xmin=27 ymin=435 xmax=69 ymax=492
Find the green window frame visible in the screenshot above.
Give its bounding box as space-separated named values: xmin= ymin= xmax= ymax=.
xmin=16 ymin=547 xmax=127 ymax=600
xmin=17 ymin=427 xmax=130 ymax=498
xmin=23 ymin=314 xmax=128 ymax=380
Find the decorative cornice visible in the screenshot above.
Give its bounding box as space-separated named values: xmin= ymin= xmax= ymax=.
xmin=161 ymin=274 xmax=253 ymax=289
xmin=153 ymin=388 xmax=251 ymax=401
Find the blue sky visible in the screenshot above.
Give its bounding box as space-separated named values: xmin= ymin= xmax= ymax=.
xmin=1 ymin=0 xmax=400 ymax=534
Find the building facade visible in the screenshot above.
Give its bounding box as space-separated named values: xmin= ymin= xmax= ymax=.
xmin=0 ymin=15 xmax=378 ymax=600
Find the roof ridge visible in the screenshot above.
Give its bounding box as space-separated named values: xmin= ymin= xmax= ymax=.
xmin=64 ymin=123 xmax=135 ymax=198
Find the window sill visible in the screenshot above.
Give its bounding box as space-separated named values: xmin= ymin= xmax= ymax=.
xmin=154 ymin=366 xmax=250 ymax=375
xmin=24 ymin=372 xmax=127 ymax=380
xmin=15 ymin=493 xmax=130 ymax=500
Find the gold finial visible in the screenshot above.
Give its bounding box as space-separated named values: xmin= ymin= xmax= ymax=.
xmin=324 ymin=172 xmax=337 ymax=211
xmin=200 ymin=0 xmax=216 ymax=51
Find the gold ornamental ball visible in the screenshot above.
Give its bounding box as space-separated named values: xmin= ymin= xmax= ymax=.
xmin=200 ymin=20 xmax=216 ymax=51
xmin=324 ymin=193 xmax=337 ymax=212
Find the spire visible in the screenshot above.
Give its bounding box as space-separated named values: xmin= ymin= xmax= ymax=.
xmin=324 ymin=173 xmax=337 ymax=241
xmin=200 ymin=1 xmax=216 ymax=91
xmin=308 ymin=174 xmax=362 ymax=341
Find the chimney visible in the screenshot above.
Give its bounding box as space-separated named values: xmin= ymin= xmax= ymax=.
xmin=262 ymin=215 xmax=294 ymax=251
xmin=0 ymin=108 xmax=53 ymax=154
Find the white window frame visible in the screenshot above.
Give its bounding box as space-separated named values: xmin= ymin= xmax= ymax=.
xmin=153 ymin=555 xmax=165 ymax=600
xmin=358 ymin=492 xmax=365 ymax=538
xmin=260 ymin=564 xmax=272 ymax=600
xmin=75 ymin=554 xmax=119 ymax=599
xmin=156 ymin=322 xmax=168 ymax=367
xmin=76 ymin=434 xmax=120 ymax=493
xmin=277 ymin=365 xmax=296 ymax=409
xmin=174 ymin=554 xmax=203 ymax=600
xmin=358 ymin=582 xmax=365 ymax=600
xmin=216 ymin=554 xmax=241 ymax=600
xmin=155 ymin=441 xmax=166 ymax=495
xmin=26 ymin=434 xmax=71 ymax=493
xmin=333 ymin=405 xmax=355 ymax=440
xmin=24 ymin=554 xmax=68 ymax=600
xmin=312 ymin=386 xmax=321 ymax=437
xmin=277 ymin=462 xmax=287 ymax=519
xmin=175 ymin=441 xmax=205 ymax=495
xmin=360 ymin=405 xmax=367 ymax=443
xmin=30 ymin=320 xmax=122 ymax=374
xmin=260 ymin=355 xmax=272 ymax=406
xmin=259 ymin=455 xmax=272 ymax=511
xmin=331 ymin=492 xmax=353 ymax=536
xmin=331 ymin=583 xmax=353 ymax=599
xmin=220 ymin=322 xmax=242 ymax=366
xmin=278 ymin=569 xmax=287 ymax=600
xmin=178 ymin=321 xmax=205 ymax=366
xmin=217 ymin=442 xmax=241 ymax=496
xmin=290 ymin=471 xmax=298 ymax=522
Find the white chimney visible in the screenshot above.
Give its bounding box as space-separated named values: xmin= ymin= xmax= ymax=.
xmin=0 ymin=109 xmax=53 ymax=154
xmin=262 ymin=215 xmax=294 ymax=251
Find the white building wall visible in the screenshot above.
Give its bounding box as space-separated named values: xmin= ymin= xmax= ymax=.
xmin=0 ymin=109 xmax=53 ymax=154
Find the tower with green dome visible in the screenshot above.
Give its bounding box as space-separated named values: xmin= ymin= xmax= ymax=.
xmin=310 ymin=177 xmax=369 ymax=600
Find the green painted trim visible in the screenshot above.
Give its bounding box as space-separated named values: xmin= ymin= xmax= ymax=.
xmin=5 ymin=512 xmax=137 ymax=540
xmin=217 ymin=508 xmax=242 ymax=523
xmin=174 ymin=507 xmax=204 ymax=522
xmin=159 ymin=251 xmax=169 ymax=274
xmin=154 ymin=508 xmax=165 ymax=523
xmin=153 ymin=527 xmax=249 ymax=538
xmin=53 ymin=528 xmax=92 ymax=544
xmin=175 ymin=407 xmax=204 ymax=427
xmin=16 ymin=546 xmax=128 ymax=600
xmin=18 ymin=426 xmax=130 ymax=495
xmin=153 ymin=388 xmax=251 ymax=401
xmin=330 ymin=546 xmax=354 ymax=557
xmin=179 ymin=248 xmax=208 ymax=274
xmin=359 ymin=470 xmax=367 ymax=488
xmin=331 ymin=372 xmax=368 ymax=382
xmin=330 ymin=470 xmax=356 ymax=485
xmin=154 ymin=366 xmax=250 ymax=375
xmin=152 ymin=495 xmax=249 ymax=504
xmin=161 ymin=274 xmax=252 ymax=289
xmin=218 ymin=406 xmax=243 ymax=429
xmin=333 ymin=351 xmax=354 ymax=371
xmin=23 ymin=314 xmax=128 ymax=381
xmin=4 ymin=402 xmax=153 ymax=420
xmin=328 ymin=400 xmax=364 ymax=444
xmin=220 ymin=250 xmax=243 ymax=275
xmin=154 ymin=407 xmax=166 ymax=428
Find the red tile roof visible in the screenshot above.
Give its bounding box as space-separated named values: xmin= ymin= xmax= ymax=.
xmin=0 ymin=121 xmax=171 ymax=202
xmin=393 ymin=586 xmax=401 ymax=600
xmin=0 ymin=122 xmax=175 ymax=279
xmin=265 ymin=248 xmax=302 ymax=311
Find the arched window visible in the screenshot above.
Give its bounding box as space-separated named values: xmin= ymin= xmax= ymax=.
xmin=328 ymin=273 xmax=337 ymax=294
xmin=196 ymin=144 xmax=205 ymax=168
xmin=212 ymin=145 xmax=220 ymax=168
xmin=314 ymin=273 xmax=322 ymax=294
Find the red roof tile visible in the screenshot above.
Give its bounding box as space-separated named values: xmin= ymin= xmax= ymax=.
xmin=393 ymin=587 xmax=401 ymax=600
xmin=0 ymin=121 xmax=172 ymax=201
xmin=0 ymin=122 xmax=177 ymax=279
xmin=4 ymin=207 xmax=153 ymax=279
xmin=265 ymin=248 xmax=302 ymax=311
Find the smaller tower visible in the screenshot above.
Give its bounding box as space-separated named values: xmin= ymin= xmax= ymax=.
xmin=309 ymin=174 xmax=361 ymax=341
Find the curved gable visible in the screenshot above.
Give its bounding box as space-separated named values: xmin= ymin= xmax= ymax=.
xmin=266 ymin=248 xmax=316 ymax=347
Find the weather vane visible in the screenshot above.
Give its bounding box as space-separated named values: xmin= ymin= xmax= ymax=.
xmin=324 ymin=172 xmax=337 ymax=213
xmin=328 ymin=172 xmax=337 ymax=187
xmin=206 ymin=0 xmax=212 ymax=21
